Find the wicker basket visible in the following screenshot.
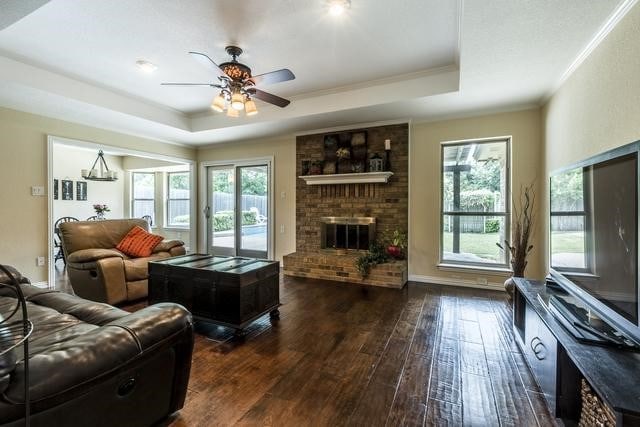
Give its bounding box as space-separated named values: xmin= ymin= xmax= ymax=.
xmin=579 ymin=379 xmax=616 ymax=427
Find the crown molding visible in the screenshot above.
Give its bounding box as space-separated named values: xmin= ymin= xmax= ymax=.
xmin=541 ymin=0 xmax=639 ymax=103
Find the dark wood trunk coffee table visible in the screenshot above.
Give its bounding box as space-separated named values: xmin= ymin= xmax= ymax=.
xmin=148 ymin=254 xmax=280 ymax=337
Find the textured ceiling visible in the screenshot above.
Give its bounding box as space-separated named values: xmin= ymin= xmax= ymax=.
xmin=0 ymin=0 xmax=628 ymax=146
xmin=0 ymin=0 xmax=458 ymax=114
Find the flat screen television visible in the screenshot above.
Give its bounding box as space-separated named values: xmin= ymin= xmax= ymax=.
xmin=549 ymin=141 xmax=640 ymax=343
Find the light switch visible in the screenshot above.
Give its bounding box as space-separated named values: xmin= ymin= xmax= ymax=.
xmin=280 ymin=191 xmax=286 ymax=199
xmin=31 ymin=186 xmax=45 ymax=196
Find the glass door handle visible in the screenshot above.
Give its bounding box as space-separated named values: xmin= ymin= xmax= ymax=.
xmin=203 ymin=206 xmax=211 ymax=218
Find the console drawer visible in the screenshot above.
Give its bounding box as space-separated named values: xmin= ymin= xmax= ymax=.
xmin=525 ymin=303 xmax=559 ymax=414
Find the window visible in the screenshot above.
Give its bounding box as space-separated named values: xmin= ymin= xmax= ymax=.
xmin=550 ymin=167 xmax=590 ymax=272
xmin=441 ymin=139 xmax=510 ymax=267
xmin=132 ymin=172 xmax=155 ymax=223
xmin=167 ymin=171 xmax=190 ymax=227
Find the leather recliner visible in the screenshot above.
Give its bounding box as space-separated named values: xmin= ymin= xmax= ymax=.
xmin=0 ymin=266 xmax=194 ymax=427
xmin=59 ymin=219 xmax=186 ymax=305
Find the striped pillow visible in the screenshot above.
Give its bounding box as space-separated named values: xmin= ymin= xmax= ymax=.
xmin=116 ymin=226 xmax=164 ymax=258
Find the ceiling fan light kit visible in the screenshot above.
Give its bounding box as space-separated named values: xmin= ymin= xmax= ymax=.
xmin=231 ymin=91 xmax=245 ymax=111
xmin=162 ymin=45 xmax=295 ymax=118
xmin=244 ymin=99 xmax=258 ymax=116
xmin=211 ymin=94 xmax=226 ymax=112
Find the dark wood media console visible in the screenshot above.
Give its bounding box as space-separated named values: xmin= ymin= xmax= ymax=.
xmin=514 ymin=278 xmax=640 ymax=425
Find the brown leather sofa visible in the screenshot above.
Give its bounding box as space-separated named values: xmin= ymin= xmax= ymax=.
xmin=0 ymin=265 xmax=193 ymax=427
xmin=59 ymin=219 xmax=186 ymax=305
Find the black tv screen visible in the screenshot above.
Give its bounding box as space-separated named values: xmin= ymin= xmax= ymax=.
xmin=550 ymin=150 xmax=638 ymax=327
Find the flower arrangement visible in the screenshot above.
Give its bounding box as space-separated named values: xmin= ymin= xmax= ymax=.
xmin=93 ymin=204 xmax=110 ymax=215
xmin=386 ymin=229 xmax=407 ymax=259
xmin=336 ymin=148 xmax=351 ymax=160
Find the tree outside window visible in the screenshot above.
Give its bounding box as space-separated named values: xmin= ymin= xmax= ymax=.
xmin=441 ymin=139 xmax=510 ymax=266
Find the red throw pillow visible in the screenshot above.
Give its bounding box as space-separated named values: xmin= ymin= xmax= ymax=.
xmin=116 ymin=226 xmax=164 ymax=257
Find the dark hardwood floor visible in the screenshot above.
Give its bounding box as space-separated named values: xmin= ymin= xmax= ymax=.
xmin=53 ymin=265 xmax=554 ymax=426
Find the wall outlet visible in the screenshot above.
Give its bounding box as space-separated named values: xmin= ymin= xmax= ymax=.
xmin=280 ymin=191 xmax=286 ymax=199
xmin=280 ymin=224 xmax=285 ymax=234
xmin=476 ymin=277 xmax=488 ymax=285
xmin=31 ymin=186 xmax=45 ymax=196
xmin=36 ymin=256 xmax=45 ymax=267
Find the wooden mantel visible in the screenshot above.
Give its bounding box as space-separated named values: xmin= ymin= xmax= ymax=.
xmin=298 ymin=171 xmax=393 ymax=185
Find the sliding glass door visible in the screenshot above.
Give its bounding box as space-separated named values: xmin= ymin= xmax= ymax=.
xmin=206 ymin=162 xmax=271 ymax=259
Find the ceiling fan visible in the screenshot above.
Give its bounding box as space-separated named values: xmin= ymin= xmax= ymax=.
xmin=162 ymin=46 xmax=295 ymax=117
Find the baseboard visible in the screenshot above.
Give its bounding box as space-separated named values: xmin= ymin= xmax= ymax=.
xmin=408 ymin=274 xmax=506 ymax=292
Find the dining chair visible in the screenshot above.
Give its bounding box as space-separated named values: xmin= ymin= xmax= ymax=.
xmin=141 ymin=215 xmax=153 ymax=227
xmin=54 ymin=216 xmax=79 ymax=265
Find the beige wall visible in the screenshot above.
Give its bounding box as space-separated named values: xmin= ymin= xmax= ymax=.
xmin=542 ymin=3 xmax=640 ymax=271
xmin=410 ymin=109 xmax=545 ymax=285
xmin=0 ymin=107 xmax=195 ymax=282
xmin=197 ymin=136 xmax=296 ymax=263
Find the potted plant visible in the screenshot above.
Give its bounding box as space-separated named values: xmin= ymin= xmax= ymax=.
xmin=497 ymin=184 xmax=535 ymax=296
xmin=355 ymin=241 xmax=389 ymax=278
xmin=386 ymin=229 xmax=407 ymax=259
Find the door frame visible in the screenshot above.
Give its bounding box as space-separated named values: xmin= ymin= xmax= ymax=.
xmin=199 ymin=157 xmax=275 ymax=259
xmin=47 ymin=135 xmax=197 ymax=289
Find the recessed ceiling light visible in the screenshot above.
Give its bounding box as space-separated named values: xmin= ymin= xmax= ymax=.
xmin=136 ymin=60 xmax=158 ymax=73
xmin=328 ymin=0 xmax=350 ymax=16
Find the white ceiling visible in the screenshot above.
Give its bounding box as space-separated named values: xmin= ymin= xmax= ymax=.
xmin=0 ymin=0 xmax=629 ymax=146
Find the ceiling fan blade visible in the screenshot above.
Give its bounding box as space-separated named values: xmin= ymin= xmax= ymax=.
xmin=248 ymin=69 xmax=295 ymax=86
xmin=248 ymin=88 xmax=290 ymax=108
xmin=188 ymin=51 xmax=227 ymax=78
xmin=161 ymin=83 xmax=223 ymax=88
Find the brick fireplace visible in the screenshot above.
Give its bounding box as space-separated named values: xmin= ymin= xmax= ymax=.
xmin=283 ymin=123 xmax=409 ymax=288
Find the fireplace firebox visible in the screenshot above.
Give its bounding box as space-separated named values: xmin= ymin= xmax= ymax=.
xmin=320 ymin=217 xmax=376 ymax=250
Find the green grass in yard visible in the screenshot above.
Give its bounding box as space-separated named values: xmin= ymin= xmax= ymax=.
xmin=443 ymin=232 xmax=501 ymax=261
xmin=442 ymin=231 xmax=585 ymax=261
xmin=551 ymin=231 xmax=584 ymax=253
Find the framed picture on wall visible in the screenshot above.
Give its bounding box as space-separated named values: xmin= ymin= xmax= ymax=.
xmin=53 ymin=179 xmax=59 ymax=200
xmin=76 ymin=181 xmax=87 ymax=201
xmin=61 ymin=180 xmax=73 ymax=200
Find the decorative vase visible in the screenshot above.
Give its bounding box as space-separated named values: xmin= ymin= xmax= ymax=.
xmin=386 ymin=245 xmax=403 ymax=259
xmin=504 ymin=276 xmax=515 ymax=297
xmin=369 ymin=154 xmax=383 ymax=172
xmin=96 ymin=211 xmax=105 ymax=220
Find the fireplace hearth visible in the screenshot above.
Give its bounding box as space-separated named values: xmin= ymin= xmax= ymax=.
xmin=320 ymin=217 xmax=376 ymax=250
